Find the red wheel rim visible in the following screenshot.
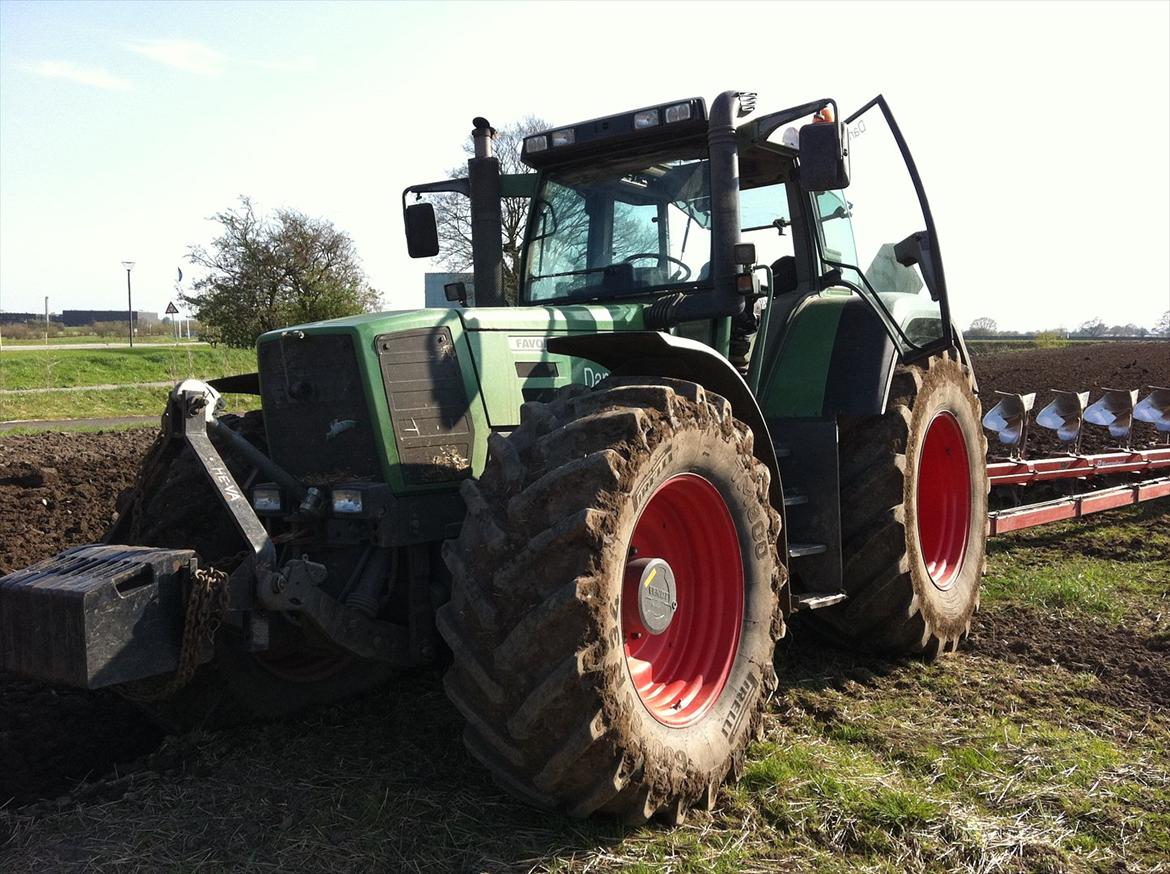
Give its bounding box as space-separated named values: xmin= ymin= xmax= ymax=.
xmin=622 ymin=474 xmax=744 ymax=728
xmin=916 ymin=411 xmax=972 ymax=590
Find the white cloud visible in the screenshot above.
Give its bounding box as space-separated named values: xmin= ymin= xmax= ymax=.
xmin=27 ymin=61 xmax=132 ymax=90
xmin=125 ymin=39 xmax=226 ymax=76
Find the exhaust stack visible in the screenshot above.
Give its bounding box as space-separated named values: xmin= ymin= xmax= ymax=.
xmin=468 ymin=117 xmax=506 ymax=307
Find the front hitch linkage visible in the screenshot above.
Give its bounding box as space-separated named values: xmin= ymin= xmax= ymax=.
xmin=166 ymin=380 xmax=412 ymax=663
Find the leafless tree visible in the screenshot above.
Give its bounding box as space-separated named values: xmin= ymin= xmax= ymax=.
xmin=967 ymin=316 xmax=997 ymax=336
xmin=433 ymin=117 xmax=550 ymax=305
xmin=1154 ymin=310 xmax=1170 ymax=337
xmin=1077 ymin=318 xmax=1108 ymax=337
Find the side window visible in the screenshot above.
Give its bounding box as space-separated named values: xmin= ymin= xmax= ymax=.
xmin=740 ymin=183 xmax=795 ymax=274
xmin=815 ymin=190 xmax=857 ymax=265
xmin=814 ymin=98 xmax=950 ymax=355
xmin=527 ymin=181 xmax=588 ymax=301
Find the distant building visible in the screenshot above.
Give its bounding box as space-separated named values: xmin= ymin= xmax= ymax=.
xmin=0 ymin=312 xmax=59 ymax=325
xmin=60 ymin=310 xmax=159 ymax=327
xmin=424 ymin=273 xmax=474 ymax=308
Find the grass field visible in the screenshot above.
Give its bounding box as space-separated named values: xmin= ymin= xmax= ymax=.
xmin=2 ymin=503 xmax=1165 ymax=872
xmin=0 ymin=347 xmax=256 ymax=421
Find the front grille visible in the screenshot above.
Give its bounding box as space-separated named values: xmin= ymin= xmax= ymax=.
xmin=377 ymin=327 xmax=474 ymax=485
xmin=258 ymin=333 xmax=381 ymax=482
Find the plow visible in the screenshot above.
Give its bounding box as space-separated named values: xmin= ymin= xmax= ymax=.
xmin=1 ymin=90 xmax=1167 ymax=824
xmin=984 ymin=386 xmax=1170 ymax=534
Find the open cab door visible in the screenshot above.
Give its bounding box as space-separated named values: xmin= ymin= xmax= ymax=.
xmin=808 ymin=95 xmax=954 ymax=362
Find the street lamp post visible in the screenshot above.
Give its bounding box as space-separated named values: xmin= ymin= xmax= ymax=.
xmin=121 ymin=261 xmax=135 ymax=348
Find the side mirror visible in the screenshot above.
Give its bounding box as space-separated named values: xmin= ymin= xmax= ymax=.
xmin=404 ymin=202 xmax=439 ymax=258
xmin=444 ymin=281 xmax=469 ymax=307
xmin=799 ymin=122 xmax=850 ymax=192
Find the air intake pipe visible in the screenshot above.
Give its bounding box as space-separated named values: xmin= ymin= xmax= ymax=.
xmin=646 ymin=90 xmax=753 ymax=329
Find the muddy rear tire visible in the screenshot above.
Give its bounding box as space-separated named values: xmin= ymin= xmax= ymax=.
xmin=439 ymin=378 xmax=785 ymax=821
xmin=111 ymin=411 xmax=393 ymax=730
xmin=804 ymin=354 xmax=988 ymax=657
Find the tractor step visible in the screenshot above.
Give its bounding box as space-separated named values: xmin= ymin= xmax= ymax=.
xmin=788 ymin=542 xmax=828 ymax=558
xmin=0 ymin=544 xmax=196 ymax=689
xmin=782 ymin=489 xmax=808 ymax=507
xmin=792 ymin=591 xmax=848 ymax=611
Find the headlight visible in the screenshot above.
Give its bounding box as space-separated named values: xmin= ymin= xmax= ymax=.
xmin=549 ymin=128 xmax=575 ymax=147
xmin=524 ymin=134 xmax=548 ymax=153
xmin=664 ymin=102 xmax=692 ymax=124
xmin=332 ymin=488 xmax=364 ymax=514
xmin=252 ymin=485 xmax=282 ymax=512
xmin=633 ymin=109 xmax=660 ymax=129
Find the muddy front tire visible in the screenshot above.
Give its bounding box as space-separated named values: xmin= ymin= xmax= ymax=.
xmin=439 ymin=379 xmax=786 ymax=821
xmin=805 ymin=354 xmax=988 ymax=657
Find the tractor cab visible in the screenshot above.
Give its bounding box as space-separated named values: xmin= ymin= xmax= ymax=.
xmin=404 ymin=92 xmax=958 ymax=377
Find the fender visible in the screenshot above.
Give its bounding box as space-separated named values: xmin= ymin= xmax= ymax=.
xmin=762 ymin=294 xmax=975 ymax=420
xmin=547 ymin=331 xmax=787 ymax=552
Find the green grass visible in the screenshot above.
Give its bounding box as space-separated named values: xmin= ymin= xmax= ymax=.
xmin=1 ymin=386 xmax=256 ymax=421
xmin=984 ymin=502 xmax=1170 ymax=622
xmin=0 ymin=346 xmax=254 ymax=391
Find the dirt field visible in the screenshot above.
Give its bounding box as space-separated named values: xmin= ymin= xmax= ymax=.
xmin=0 ymin=342 xmax=1167 ymax=872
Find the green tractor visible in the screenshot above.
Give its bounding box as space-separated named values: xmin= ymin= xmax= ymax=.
xmin=0 ymin=91 xmax=988 ymax=822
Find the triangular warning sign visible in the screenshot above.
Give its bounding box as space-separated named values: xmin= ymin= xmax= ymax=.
xmin=165 ymin=301 xmax=179 ymax=315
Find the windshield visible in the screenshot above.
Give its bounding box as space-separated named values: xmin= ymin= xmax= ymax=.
xmin=522 ymin=148 xmax=712 ymax=303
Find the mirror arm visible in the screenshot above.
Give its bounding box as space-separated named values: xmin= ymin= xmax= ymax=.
xmin=402 ymin=179 xmax=470 ymax=201
xmin=753 ymin=98 xmax=837 ymax=142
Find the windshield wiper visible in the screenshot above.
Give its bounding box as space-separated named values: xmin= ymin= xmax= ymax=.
xmin=528 ymin=264 xmax=616 ymax=282
xmin=742 ymin=217 xmax=790 ymax=235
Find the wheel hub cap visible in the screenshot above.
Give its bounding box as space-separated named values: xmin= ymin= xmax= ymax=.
xmin=627 ymin=558 xmax=678 ymax=635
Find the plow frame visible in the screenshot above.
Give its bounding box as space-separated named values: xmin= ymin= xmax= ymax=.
xmin=986 ymin=446 xmax=1170 ymax=535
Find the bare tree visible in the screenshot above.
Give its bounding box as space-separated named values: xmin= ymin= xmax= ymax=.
xmin=1154 ymin=310 xmax=1170 ymax=337
xmin=967 ymin=316 xmax=997 ymax=337
xmin=1077 ymin=318 xmax=1107 ymax=337
xmin=433 ymin=117 xmax=550 ymax=305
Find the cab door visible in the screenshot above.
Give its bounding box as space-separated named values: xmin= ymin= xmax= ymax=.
xmin=813 ymin=95 xmax=954 ymax=361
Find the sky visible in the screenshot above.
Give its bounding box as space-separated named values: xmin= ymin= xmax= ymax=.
xmin=1 ymin=0 xmax=1168 ymax=333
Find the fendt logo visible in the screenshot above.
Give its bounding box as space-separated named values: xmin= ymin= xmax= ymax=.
xmin=507 ymin=336 xmax=547 ymax=353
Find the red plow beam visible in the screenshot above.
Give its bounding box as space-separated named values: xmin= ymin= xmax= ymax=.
xmin=986 ymin=447 xmax=1170 ymax=535
xmin=987 ymin=447 xmax=1170 ymax=486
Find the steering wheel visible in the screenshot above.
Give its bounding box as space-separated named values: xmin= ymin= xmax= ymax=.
xmin=622 ymin=253 xmax=692 ymax=282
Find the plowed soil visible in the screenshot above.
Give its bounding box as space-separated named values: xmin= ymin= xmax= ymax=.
xmin=0 ymin=341 xmax=1167 ymax=828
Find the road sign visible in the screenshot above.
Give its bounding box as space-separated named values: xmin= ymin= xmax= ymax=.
xmin=165 ymin=301 xmax=179 ymax=315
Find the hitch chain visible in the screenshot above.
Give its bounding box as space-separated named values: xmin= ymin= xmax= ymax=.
xmin=116 ymin=562 xmax=228 ymax=702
